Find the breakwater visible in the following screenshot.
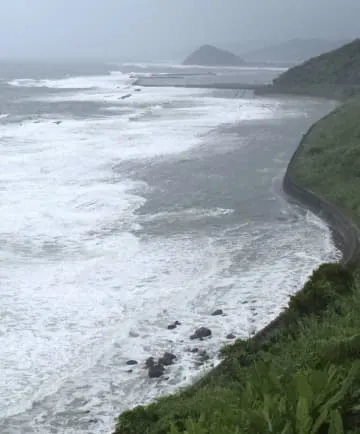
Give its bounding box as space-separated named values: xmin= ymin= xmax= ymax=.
xmin=237 ymin=113 xmax=360 ymax=347
xmin=283 ymin=117 xmax=360 ymax=269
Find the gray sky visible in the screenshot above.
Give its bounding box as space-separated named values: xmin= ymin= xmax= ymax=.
xmin=0 ymin=0 xmax=359 ymax=61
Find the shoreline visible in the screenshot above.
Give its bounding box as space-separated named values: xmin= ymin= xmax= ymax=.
xmin=196 ymin=103 xmax=360 ymax=370
xmin=283 ymin=112 xmax=360 ymax=268
xmin=114 ymin=100 xmax=359 ymax=432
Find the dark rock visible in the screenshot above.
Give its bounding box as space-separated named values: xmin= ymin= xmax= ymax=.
xmin=134 ymin=88 xmax=142 ymax=92
xmin=126 ymin=369 xmax=133 ymax=373
xmin=199 ymin=350 xmax=210 ymax=362
xmin=129 ymin=330 xmax=139 ymax=338
xmin=190 ymin=348 xmax=199 ymax=353
xmin=226 ymin=333 xmax=236 ymax=340
xmin=121 ymin=93 xmax=132 ymax=100
xmin=89 ymin=419 xmax=98 ymax=424
xmin=190 ymin=327 xmax=212 ymax=340
xmin=148 ymin=364 xmax=165 ymax=378
xmin=211 ymin=309 xmax=224 ymax=316
xmin=54 ymin=120 xmax=62 ymax=125
xmin=158 ymin=352 xmax=176 ymax=366
xmin=145 ymin=357 xmax=155 ymax=368
xmin=126 ymin=360 xmax=138 ymax=366
xmin=168 ymin=320 xmax=181 ymax=330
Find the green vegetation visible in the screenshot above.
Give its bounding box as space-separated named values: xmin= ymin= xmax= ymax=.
xmin=258 ymin=39 xmax=360 ymax=99
xmin=113 ymin=53 xmax=360 ymax=434
xmin=293 ymin=97 xmax=360 ymax=226
xmin=114 ymin=263 xmax=360 ymax=433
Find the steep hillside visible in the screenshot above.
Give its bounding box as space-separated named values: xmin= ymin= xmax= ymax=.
xmin=260 ymin=39 xmax=360 ymax=99
xmin=241 ymin=38 xmax=348 ymax=65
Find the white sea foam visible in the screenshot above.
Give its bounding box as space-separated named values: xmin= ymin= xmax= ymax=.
xmin=7 ymin=72 xmax=132 ymax=89
xmin=0 ymin=71 xmax=338 ymax=434
xmin=140 ymin=207 xmax=234 ymax=223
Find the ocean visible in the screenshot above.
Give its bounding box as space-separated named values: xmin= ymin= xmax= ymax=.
xmin=0 ymin=61 xmax=339 ymax=433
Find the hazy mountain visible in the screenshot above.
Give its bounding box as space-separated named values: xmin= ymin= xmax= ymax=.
xmin=183 ymin=44 xmax=244 ymax=66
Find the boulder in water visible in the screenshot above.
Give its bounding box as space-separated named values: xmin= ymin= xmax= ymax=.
xmin=211 ymin=309 xmax=224 ymax=316
xmin=158 ymin=352 xmax=176 ymax=366
xmin=190 ymin=327 xmax=212 ymax=340
xmin=145 ymin=357 xmax=155 ymax=368
xmin=148 ymin=363 xmax=165 ymax=378
xmin=199 ymin=350 xmax=210 ymax=362
xmin=167 ymin=320 xmax=181 ymax=330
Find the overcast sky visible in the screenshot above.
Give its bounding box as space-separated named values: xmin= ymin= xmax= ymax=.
xmin=0 ymin=0 xmax=359 ymax=61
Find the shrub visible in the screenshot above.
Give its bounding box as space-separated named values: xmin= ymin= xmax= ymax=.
xmin=168 ymin=361 xmax=360 ymax=434
xmin=288 ymin=264 xmax=354 ymax=316
xmin=319 ymin=334 xmax=360 ymax=364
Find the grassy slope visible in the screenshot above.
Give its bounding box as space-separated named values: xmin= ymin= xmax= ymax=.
xmin=113 ymin=97 xmax=360 ymax=433
xmin=258 ymin=39 xmax=360 ymax=100
xmin=293 ymin=97 xmax=360 ymax=225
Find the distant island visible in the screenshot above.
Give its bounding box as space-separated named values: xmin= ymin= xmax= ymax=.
xmin=259 ymin=38 xmax=360 ymax=99
xmin=183 ymin=44 xmax=245 ymax=67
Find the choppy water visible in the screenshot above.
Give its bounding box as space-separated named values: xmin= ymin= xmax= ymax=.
xmin=0 ymin=62 xmax=339 ymax=433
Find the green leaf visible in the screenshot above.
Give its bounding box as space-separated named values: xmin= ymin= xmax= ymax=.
xmin=295 ymin=372 xmax=313 ymax=407
xmin=262 ymin=393 xmax=273 ymax=431
xmin=350 ymin=404 xmax=360 ymax=413
xmin=326 ymin=362 xmax=360 ymax=410
xmin=246 ymin=409 xmax=267 ymax=433
xmin=169 ymin=422 xmax=180 ymax=434
xmin=328 ymin=409 xmax=344 ymax=434
xmin=281 ymin=421 xmax=293 ymax=434
xmin=310 ymin=408 xmax=329 ymax=434
xmin=296 ymin=396 xmax=311 ymax=434
xmin=310 ymin=370 xmax=329 ymax=404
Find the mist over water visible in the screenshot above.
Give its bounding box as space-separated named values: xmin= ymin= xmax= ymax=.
xmin=0 ymin=63 xmax=339 ymax=433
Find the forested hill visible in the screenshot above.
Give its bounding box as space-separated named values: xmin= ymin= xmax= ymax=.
xmin=261 ymin=39 xmax=360 ymax=99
